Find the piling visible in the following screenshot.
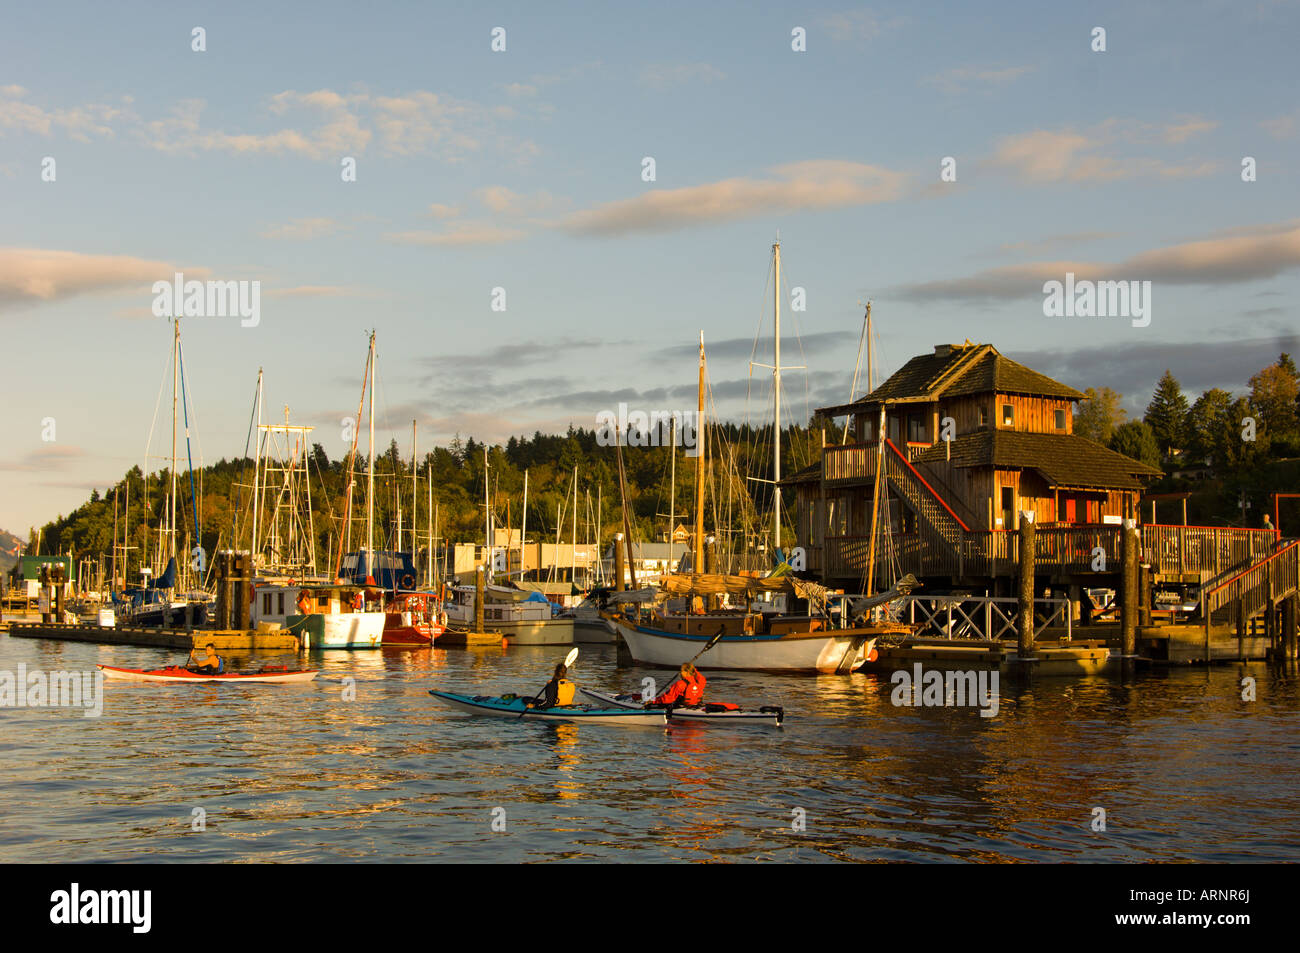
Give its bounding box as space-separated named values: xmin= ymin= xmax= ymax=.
xmin=1017 ymin=513 xmax=1035 ymax=659
xmin=1285 ymin=593 xmax=1298 ymax=661
xmin=474 ymin=564 xmax=485 ymax=633
xmin=1121 ymin=521 xmax=1137 ymax=658
xmin=614 ymin=533 xmax=626 ymax=592
xmin=1138 ymin=564 xmax=1152 ymax=627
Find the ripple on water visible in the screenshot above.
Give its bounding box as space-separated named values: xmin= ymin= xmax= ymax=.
xmin=1 ymin=635 xmax=1299 ymax=861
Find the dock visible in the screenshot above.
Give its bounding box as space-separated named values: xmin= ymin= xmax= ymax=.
xmin=2 ymin=621 xmax=300 ymax=652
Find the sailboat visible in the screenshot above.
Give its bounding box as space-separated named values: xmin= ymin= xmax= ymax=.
xmin=248 ymin=338 xmax=385 ymax=648
xmin=608 ymin=242 xmax=910 ymax=673
xmin=441 ymin=451 xmax=575 ymax=644
xmin=117 ymin=319 xmax=212 ymax=626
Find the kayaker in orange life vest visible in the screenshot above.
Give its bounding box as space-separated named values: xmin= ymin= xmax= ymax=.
xmin=655 ymin=663 xmax=706 ymax=707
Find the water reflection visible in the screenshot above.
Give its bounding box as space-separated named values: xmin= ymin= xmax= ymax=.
xmin=1 ymin=633 xmax=1297 ymax=862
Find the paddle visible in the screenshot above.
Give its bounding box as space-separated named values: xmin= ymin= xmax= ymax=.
xmin=519 ymin=647 xmax=579 ymax=718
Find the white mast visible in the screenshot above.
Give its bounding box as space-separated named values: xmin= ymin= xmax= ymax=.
xmin=250 ymin=367 xmax=263 ymax=565
xmin=483 ymin=446 xmax=491 ymax=577
xmin=571 ymin=466 xmax=578 ymax=585
xmin=411 ymin=419 xmax=417 ymax=554
xmin=772 ymin=239 xmax=782 ymax=551
xmin=170 ymin=318 xmax=179 ymax=573
xmin=367 ymin=332 xmax=375 ymax=566
xmin=522 ymin=469 xmax=529 ymax=582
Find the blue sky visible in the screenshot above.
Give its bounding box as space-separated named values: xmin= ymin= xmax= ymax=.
xmin=2 ymin=0 xmax=1298 ymax=534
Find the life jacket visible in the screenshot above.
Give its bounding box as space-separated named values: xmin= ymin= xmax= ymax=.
xmin=556 ymin=679 xmax=575 ymax=706
xmin=656 ymin=671 xmax=705 ymax=706
xmin=681 ymin=670 xmax=705 ymax=706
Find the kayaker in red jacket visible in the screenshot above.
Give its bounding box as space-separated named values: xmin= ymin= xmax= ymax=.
xmin=655 ymin=663 xmax=706 ymax=707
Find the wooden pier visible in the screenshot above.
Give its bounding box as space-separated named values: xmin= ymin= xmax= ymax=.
xmin=2 ymin=621 xmax=299 ymax=651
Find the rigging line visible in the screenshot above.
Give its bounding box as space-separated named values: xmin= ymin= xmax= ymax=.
xmin=177 ymin=339 xmax=199 ymax=563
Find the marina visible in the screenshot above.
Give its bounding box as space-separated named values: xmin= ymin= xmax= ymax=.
xmin=2 ymin=4 xmax=1296 ymax=905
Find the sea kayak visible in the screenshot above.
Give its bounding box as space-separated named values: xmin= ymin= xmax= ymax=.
xmin=428 ymin=690 xmax=667 ymax=726
xmin=97 ymin=664 xmax=318 ymax=684
xmin=580 ymin=687 xmax=785 ymax=726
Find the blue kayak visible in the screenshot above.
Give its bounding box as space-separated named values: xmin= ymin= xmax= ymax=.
xmin=428 ymin=690 xmax=668 ymax=726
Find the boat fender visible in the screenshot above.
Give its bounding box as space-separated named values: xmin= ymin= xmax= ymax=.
xmin=867 ymin=648 xmax=878 ymax=662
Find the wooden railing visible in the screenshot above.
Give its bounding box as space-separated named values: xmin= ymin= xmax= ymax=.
xmin=1202 ymin=539 xmax=1300 ymax=621
xmin=823 ymin=443 xmax=880 ymax=482
xmin=1142 ymin=524 xmax=1276 ymax=577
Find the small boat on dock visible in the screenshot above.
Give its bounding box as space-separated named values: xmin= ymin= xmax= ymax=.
xmin=428 ymin=689 xmax=667 ymax=726
xmin=443 ymin=584 xmax=575 ymax=645
xmin=579 ymin=687 xmax=784 ymax=725
xmin=97 ymin=664 xmax=318 ymax=684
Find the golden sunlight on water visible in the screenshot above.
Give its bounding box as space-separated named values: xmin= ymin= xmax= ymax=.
xmin=1 ymin=633 xmax=1297 ymax=862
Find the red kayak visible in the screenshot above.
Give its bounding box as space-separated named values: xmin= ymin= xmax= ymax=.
xmin=97 ymin=664 xmax=318 ymax=684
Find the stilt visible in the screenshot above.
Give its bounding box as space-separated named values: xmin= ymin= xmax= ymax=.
xmin=1017 ymin=513 xmax=1035 ymax=660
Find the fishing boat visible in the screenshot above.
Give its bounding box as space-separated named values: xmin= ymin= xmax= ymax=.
xmin=579 ymin=687 xmax=784 ymax=725
xmin=252 ymin=581 xmax=385 ymax=649
xmin=338 ymin=549 xmax=444 ymax=645
xmin=442 ymin=584 xmax=575 ymax=644
xmin=98 ymin=664 xmax=317 ymax=684
xmin=428 ymin=689 xmax=667 ymax=726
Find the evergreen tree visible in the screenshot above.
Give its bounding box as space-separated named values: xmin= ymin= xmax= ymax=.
xmin=1143 ymin=370 xmax=1189 ymax=457
xmin=1110 ymin=421 xmax=1162 ymax=470
xmin=1074 ymin=387 xmax=1126 ymax=444
xmin=1186 ymin=388 xmax=1234 ymax=466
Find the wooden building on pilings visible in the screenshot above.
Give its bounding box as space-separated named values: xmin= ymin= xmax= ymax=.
xmin=786 ymin=342 xmax=1175 ymax=599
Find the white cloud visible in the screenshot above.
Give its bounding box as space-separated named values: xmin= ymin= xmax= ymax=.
xmin=0 ymin=248 xmax=206 ymax=313
xmin=558 ymin=160 xmax=908 ymax=237
xmin=385 ymin=223 xmax=527 ymax=246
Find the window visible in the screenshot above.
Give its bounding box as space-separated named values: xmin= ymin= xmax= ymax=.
xmin=262 ymin=593 xmax=272 ymax=615
xmin=907 ymin=414 xmax=925 ymax=443
xmin=277 ymin=592 xmax=285 ymax=615
xmin=860 ymin=417 xmax=873 ymax=441
xmin=1054 ymin=408 xmax=1066 ymax=430
xmin=1001 ymin=403 xmax=1014 ymax=427
xmin=978 ymin=406 xmax=988 ymax=427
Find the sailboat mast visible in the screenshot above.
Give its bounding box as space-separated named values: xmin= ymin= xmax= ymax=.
xmin=866 ymin=301 xmax=873 ymax=394
xmin=411 ymin=419 xmax=417 ymax=554
xmin=483 ymin=447 xmax=490 ymax=577
xmin=521 ymin=469 xmax=529 ymax=582
xmin=669 ymin=416 xmax=676 ymax=544
xmin=366 ymin=332 xmax=375 ymax=562
xmin=171 ymin=318 xmax=179 ymax=570
xmin=772 ymin=240 xmax=782 ymax=552
xmin=250 ymin=369 xmax=263 ymax=564
xmin=571 ymin=466 xmax=578 ymax=585
xmin=694 ymin=331 xmax=706 ymax=574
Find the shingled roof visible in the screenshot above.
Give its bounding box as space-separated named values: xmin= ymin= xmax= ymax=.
xmin=818 ymin=343 xmax=1084 ymax=416
xmin=913 ymin=430 xmax=1162 ymax=490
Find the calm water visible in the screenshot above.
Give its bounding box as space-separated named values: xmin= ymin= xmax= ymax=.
xmin=2 ymin=632 xmax=1297 ymax=863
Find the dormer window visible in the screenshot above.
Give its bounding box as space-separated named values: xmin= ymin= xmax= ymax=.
xmin=1001 ymin=403 xmax=1014 ymax=427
